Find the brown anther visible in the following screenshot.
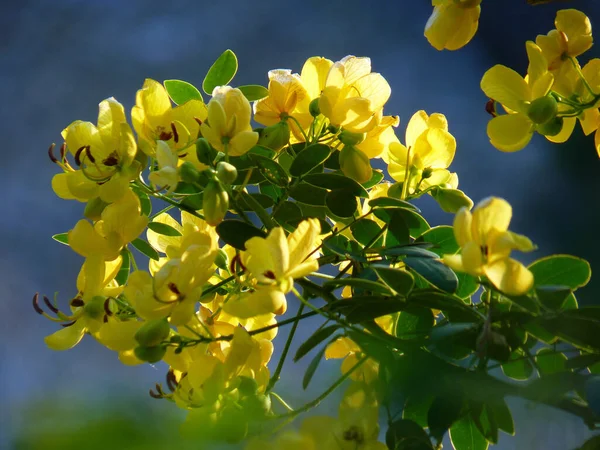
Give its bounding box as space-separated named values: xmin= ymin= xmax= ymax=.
xmin=48 ymin=144 xmax=59 ymax=164
xmin=59 ymin=143 xmax=67 ymax=161
xmin=485 ymin=99 xmax=497 ymax=117
xmin=74 ymin=146 xmax=86 ymax=166
xmin=103 ymin=299 xmax=113 ymax=316
xmin=166 ymin=370 xmax=178 ymax=392
xmin=70 ymin=298 xmax=84 ymax=307
xmin=158 ymin=131 xmax=173 ymax=141
xmin=171 ymin=122 xmax=179 ymax=144
xmin=85 ymin=146 xmax=95 ymax=163
xmin=155 ymin=383 xmax=165 ymax=396
xmin=342 ymin=426 xmax=363 ymax=443
xmin=102 ymin=151 xmax=119 ymax=167
xmin=263 ymin=270 xmax=276 ymax=280
xmin=149 ymin=388 xmax=162 ymax=399
xmin=61 ymin=320 xmax=77 ymax=327
xmin=32 ymin=293 xmax=44 ymax=315
xmin=168 ymin=282 xmax=181 ymax=296
xmin=43 ymin=296 xmax=59 ymax=314
xmin=178 ymin=153 xmax=188 ymax=158
xmin=230 ymin=254 xmax=246 ymax=273
xmin=194 ymin=117 xmax=203 ymax=126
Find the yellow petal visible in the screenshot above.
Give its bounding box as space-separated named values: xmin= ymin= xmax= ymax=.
xmin=229 ymin=130 xmax=259 ymax=157
xmin=44 ymin=321 xmax=86 ymax=350
xmin=481 ymin=65 xmax=531 ymax=113
xmin=147 ymin=213 xmax=182 ymax=254
xmin=556 ymin=9 xmax=593 ymax=57
xmin=461 ymin=241 xmax=485 ymax=275
xmin=443 ymin=254 xmax=466 ymax=272
xmin=96 ymin=319 xmax=142 ymax=351
xmin=244 ymin=227 xmax=289 ymax=281
xmin=69 ymin=220 xmax=113 ymax=259
xmin=63 ymin=120 xmax=103 ymax=156
xmin=352 ymin=72 xmax=391 ymax=112
xmin=97 ymin=97 xmax=126 ymax=147
xmin=287 ymin=218 xmax=321 ymax=269
xmin=300 ymin=56 xmax=333 ymax=99
xmin=487 ymin=113 xmax=533 ymax=152
xmin=415 ymin=127 xmax=456 ymax=169
xmin=425 ymin=4 xmax=480 ymax=51
xmin=51 ymin=173 xmax=79 ymax=201
xmin=526 ymin=41 xmax=549 ymax=88
xmin=140 ymin=79 xmax=172 ymax=128
xmin=405 ymin=110 xmax=430 ymax=148
xmin=340 ymin=56 xmax=372 ymax=85
xmin=484 ymin=258 xmax=534 ymax=296
xmin=595 ymin=127 xmax=600 ymax=158
xmin=472 ymin=197 xmax=512 ymax=244
xmin=545 ymin=116 xmax=576 ymax=143
xmin=453 ymin=206 xmax=473 ymax=247
xmin=325 ymin=336 xmax=358 ymax=359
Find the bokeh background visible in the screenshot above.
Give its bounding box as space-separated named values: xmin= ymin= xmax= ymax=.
xmin=2 ymin=1 xmax=600 ymax=449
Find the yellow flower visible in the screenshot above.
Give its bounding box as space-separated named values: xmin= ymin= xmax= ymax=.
xmin=536 ymin=9 xmax=593 ymax=71
xmin=480 ymin=42 xmax=556 ymax=152
xmin=320 ymin=56 xmax=391 ymax=133
xmin=224 ymin=219 xmax=321 ymax=317
xmin=132 ymin=78 xmax=207 ymax=156
xmin=424 ymin=0 xmax=482 ymax=51
xmin=148 ymin=140 xmax=180 ymax=193
xmin=443 ymin=197 xmax=536 ymax=296
xmin=387 ymin=110 xmax=457 ymax=193
xmin=44 ymin=256 xmax=125 ymax=350
xmin=355 ymin=115 xmax=400 ymax=158
xmin=52 ymin=98 xmax=140 ymax=203
xmin=201 ymin=86 xmax=259 ymax=157
xmin=68 ymin=189 xmax=148 ymax=261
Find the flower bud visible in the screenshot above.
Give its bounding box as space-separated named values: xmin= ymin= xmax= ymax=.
xmin=240 ymin=393 xmax=271 ymax=418
xmin=84 ymin=296 xmax=105 ymax=320
xmin=84 ymin=198 xmax=108 ymax=221
xmin=388 ymin=182 xmax=404 ymax=199
xmin=196 ymin=138 xmax=217 ymax=165
xmin=179 ymin=161 xmax=200 ymax=184
xmin=237 ymin=376 xmax=259 ymax=396
xmin=216 ymin=161 xmax=238 ymax=185
xmin=309 ymin=98 xmax=321 ymax=117
xmin=339 ymin=145 xmax=372 ymax=183
xmin=431 ymin=187 xmax=474 ymax=213
xmin=134 ymin=318 xmax=171 ymax=347
xmin=527 ymin=96 xmax=558 ymax=124
xmin=257 ymin=122 xmax=290 ymax=151
xmin=537 ymin=116 xmax=564 ymax=137
xmin=134 ymin=345 xmax=167 ymax=363
xmin=214 ymin=248 xmax=229 ymax=270
xmin=203 ymin=180 xmax=229 ymax=226
xmin=338 ymin=130 xmax=366 ymax=146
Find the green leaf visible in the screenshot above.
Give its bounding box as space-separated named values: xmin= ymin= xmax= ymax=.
xmin=289 ymin=183 xmax=328 ymax=206
xmin=376 ymin=245 xmax=440 ymax=259
xmin=235 ymin=192 xmax=275 ymax=211
xmin=535 ymin=285 xmax=572 ymax=310
xmin=259 ymin=183 xmax=284 ymax=202
xmin=396 ymin=306 xmax=435 ymax=339
xmin=488 ymin=399 xmax=514 ymax=436
xmin=115 ymin=249 xmax=130 ymax=286
xmin=386 ymin=419 xmax=434 ymax=450
xmin=147 ymin=222 xmax=182 ymax=237
xmin=368 ymin=196 xmax=420 ymax=212
xmin=294 ymin=325 xmax=339 ymax=362
xmin=404 ymin=256 xmax=458 ymax=293
xmin=403 ymin=395 xmax=435 ymax=428
xmin=131 ymin=186 xmax=152 ymax=217
xmin=351 ymin=219 xmax=382 ymax=247
xmin=324 ymin=278 xmax=393 ymax=296
xmin=416 ymin=226 xmax=459 ymax=256
xmin=303 ymin=344 xmax=327 ymax=390
xmin=528 ymin=255 xmax=591 ymax=290
xmin=131 ymin=238 xmax=160 ymax=261
xmin=501 ymin=350 xmax=534 ymax=380
xmin=163 ymin=79 xmax=203 ymax=105
xmin=535 ymin=348 xmax=567 ymax=375
xmin=565 ymin=353 xmax=600 ymax=371
xmin=289 ymin=144 xmax=331 ymax=177
xmin=331 ymin=296 xmax=407 ymax=323
xmin=249 ymin=154 xmax=290 ymax=187
xmin=535 ymin=312 xmax=600 ymax=350
xmin=428 ymin=395 xmax=464 ymax=441
xmin=580 ymin=435 xmax=600 ymax=450
xmin=375 ymin=208 xmax=430 ymax=238
xmin=216 ymin=220 xmax=266 ymax=250
xmin=52 ymin=233 xmax=69 ymax=246
xmin=470 ymin=403 xmax=498 ymax=444
xmin=410 ymin=291 xmax=480 ymax=321
xmin=386 ymin=210 xmax=411 ymax=246
xmin=361 ymin=169 xmax=384 ymax=189
xmin=273 ymin=201 xmax=303 ymax=226
xmin=202 ymin=49 xmax=238 ymax=95
xmin=303 ymin=173 xmax=368 ymax=197
xmin=456 ymin=273 xmax=479 ymax=300
xmin=326 ymin=189 xmax=358 ymax=218
xmin=373 ymin=265 xmax=415 ymax=296
xmin=449 ymin=416 xmax=489 ymax=450
xmin=237 ymin=84 xmax=269 ymax=101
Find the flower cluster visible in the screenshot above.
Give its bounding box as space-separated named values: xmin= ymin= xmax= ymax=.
xmin=38 ymin=17 xmax=600 ymax=447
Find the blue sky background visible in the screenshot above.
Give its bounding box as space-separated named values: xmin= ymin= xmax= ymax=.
xmin=1 ymin=1 xmax=600 ymax=448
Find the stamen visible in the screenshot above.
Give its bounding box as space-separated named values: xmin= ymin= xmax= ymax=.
xmin=178 ymin=153 xmax=188 ymax=158
xmin=103 ymin=151 xmax=119 ymax=167
xmin=166 ymin=370 xmax=178 ymax=392
xmin=43 ymin=295 xmax=59 ymax=314
xmin=158 ymin=131 xmax=173 ymax=141
xmin=85 ymin=146 xmax=96 ymax=163
xmin=48 ymin=144 xmax=59 ymax=163
xmin=168 ymin=283 xmax=181 ymax=296
xmin=485 ymin=99 xmax=496 ymax=117
xmin=59 ymin=143 xmax=67 ymax=161
xmin=74 ymin=146 xmax=86 ymax=166
xmin=61 ymin=320 xmax=77 ymax=327
xmin=194 ymin=117 xmax=203 ymax=126
xmin=263 ymin=270 xmax=276 ymax=280
xmin=103 ymin=299 xmax=113 ymax=316
xmin=70 ymin=298 xmax=84 ymax=307
xmin=149 ymin=388 xmax=162 ymax=399
xmin=171 ymin=122 xmax=179 ymax=144
xmin=32 ymin=293 xmax=44 ymax=315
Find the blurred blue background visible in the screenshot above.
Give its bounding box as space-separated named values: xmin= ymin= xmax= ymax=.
xmin=2 ymin=1 xmax=599 ymax=448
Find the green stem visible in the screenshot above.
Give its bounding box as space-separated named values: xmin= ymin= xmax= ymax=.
xmin=266 ymin=302 xmax=306 ymax=392
xmin=134 ymin=180 xmax=205 ymax=220
xmin=270 ymin=392 xmax=295 ymax=413
xmin=569 ymin=56 xmax=597 ymax=97
xmin=271 ymin=355 xmax=367 ymax=419
xmin=287 ymin=115 xmax=311 ymax=145
xmin=400 ymin=146 xmax=412 ymax=201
